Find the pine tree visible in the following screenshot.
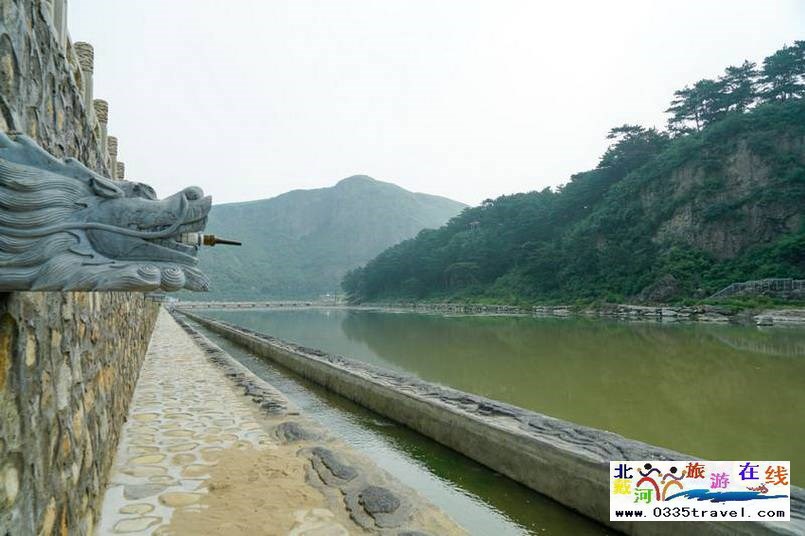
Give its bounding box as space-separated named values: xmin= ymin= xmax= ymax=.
xmin=719 ymin=60 xmax=758 ymax=112
xmin=760 ymin=41 xmax=805 ymax=101
xmin=665 ymin=79 xmax=725 ymax=133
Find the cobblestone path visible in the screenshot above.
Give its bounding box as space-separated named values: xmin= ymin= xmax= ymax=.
xmin=96 ymin=310 xmax=348 ymax=535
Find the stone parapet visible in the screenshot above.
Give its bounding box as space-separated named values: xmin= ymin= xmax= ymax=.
xmin=0 ymin=1 xmax=119 ymax=177
xmin=93 ymin=99 xmax=108 ymax=124
xmin=73 ymin=42 xmax=94 ymax=73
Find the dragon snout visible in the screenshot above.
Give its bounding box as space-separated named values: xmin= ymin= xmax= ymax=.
xmin=184 ymin=194 xmax=212 ymax=224
xmin=169 ymin=187 xmax=211 ymax=222
xmin=182 ymin=186 xmax=205 ymax=201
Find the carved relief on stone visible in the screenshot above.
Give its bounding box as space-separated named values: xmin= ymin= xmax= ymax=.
xmin=0 ymin=132 xmax=212 ymax=291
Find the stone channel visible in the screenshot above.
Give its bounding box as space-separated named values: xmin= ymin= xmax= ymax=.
xmin=178 ymin=309 xmax=805 ymax=536
xmin=97 ymin=309 xmax=462 ymax=535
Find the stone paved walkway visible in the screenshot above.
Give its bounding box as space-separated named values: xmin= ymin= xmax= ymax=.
xmin=97 ymin=309 xmax=461 ymax=536
xmin=96 ymin=310 xmax=348 ymax=535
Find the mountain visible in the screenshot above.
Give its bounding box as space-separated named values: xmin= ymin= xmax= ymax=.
xmin=189 ymin=176 xmax=466 ymax=300
xmin=342 ymin=100 xmax=805 ymax=304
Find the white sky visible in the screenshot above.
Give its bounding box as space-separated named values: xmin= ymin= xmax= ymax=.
xmin=69 ymin=0 xmax=804 ymax=205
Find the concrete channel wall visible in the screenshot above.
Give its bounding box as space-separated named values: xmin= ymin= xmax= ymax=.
xmin=178 ymin=310 xmax=804 ymax=536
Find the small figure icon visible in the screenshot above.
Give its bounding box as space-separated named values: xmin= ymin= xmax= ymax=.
xmin=636 ymin=463 xmax=661 ymax=501
xmin=662 ymin=466 xmax=685 ymax=499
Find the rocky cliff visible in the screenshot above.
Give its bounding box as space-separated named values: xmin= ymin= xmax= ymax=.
xmin=654 ymin=136 xmax=802 ymax=259
xmin=343 ymin=101 xmax=805 ymax=304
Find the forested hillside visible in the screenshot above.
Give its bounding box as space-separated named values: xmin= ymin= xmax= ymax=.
xmin=343 ymin=43 xmax=805 ymax=304
xmin=189 ymin=176 xmax=465 ymax=300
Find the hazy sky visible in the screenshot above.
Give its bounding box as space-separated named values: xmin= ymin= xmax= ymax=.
xmin=69 ymin=1 xmax=804 ymax=206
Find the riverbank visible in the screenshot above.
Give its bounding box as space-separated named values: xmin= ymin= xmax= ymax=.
xmin=178 ymin=309 xmax=805 ymax=536
xmin=97 ymin=309 xmax=463 ymax=535
xmin=175 ymin=300 xmax=805 ymax=326
xmin=387 ymin=302 xmax=805 ymax=325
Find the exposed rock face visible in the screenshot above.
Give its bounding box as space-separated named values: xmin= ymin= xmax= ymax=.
xmin=637 ymin=273 xmax=683 ymax=303
xmin=653 ymin=138 xmax=803 ymax=259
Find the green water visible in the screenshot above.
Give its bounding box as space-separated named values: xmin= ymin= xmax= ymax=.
xmin=190 ymin=319 xmax=609 ymax=535
xmin=198 ymin=307 xmax=805 ymax=533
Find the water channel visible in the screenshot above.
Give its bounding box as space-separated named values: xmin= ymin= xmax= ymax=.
xmin=191 ymin=307 xmax=805 ymax=533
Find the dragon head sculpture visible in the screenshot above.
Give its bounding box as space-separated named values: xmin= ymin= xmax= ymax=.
xmin=0 ymin=132 xmax=213 ymax=291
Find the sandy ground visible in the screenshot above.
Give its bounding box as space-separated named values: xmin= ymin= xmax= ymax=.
xmin=96 ymin=310 xmax=354 ymax=535
xmin=164 ymin=445 xmax=352 ymax=536
xmin=97 ymin=309 xmax=462 ymax=535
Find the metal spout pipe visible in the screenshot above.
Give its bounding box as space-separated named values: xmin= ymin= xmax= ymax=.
xmin=179 ymin=233 xmax=241 ymax=246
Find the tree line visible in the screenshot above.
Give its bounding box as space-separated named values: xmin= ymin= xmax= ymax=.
xmin=666 ymin=41 xmax=804 ymax=133
xmin=342 ymin=43 xmax=805 ymax=304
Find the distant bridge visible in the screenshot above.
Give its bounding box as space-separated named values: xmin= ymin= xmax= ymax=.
xmin=709 ymin=278 xmax=805 ymax=300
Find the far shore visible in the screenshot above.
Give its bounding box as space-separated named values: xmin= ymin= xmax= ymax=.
xmin=173 ymin=299 xmax=805 ymax=326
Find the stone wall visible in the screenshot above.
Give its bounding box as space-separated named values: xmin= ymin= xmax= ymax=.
xmin=0 ymin=0 xmax=125 ymax=178
xmin=0 ymin=1 xmax=156 ymax=534
xmin=0 ymin=293 xmax=158 ymax=534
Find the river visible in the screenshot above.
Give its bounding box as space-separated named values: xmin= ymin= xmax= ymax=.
xmin=193 ymin=307 xmax=805 ymax=532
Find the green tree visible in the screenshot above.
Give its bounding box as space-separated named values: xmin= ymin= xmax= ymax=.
xmin=599 ymin=125 xmax=670 ymax=172
xmin=760 ymin=41 xmax=805 ymax=101
xmin=665 ymin=79 xmax=726 ymax=133
xmin=719 ymin=60 xmax=758 ymax=112
xmin=342 ymin=267 xmax=366 ymax=302
xmin=343 ymin=44 xmax=805 ymax=306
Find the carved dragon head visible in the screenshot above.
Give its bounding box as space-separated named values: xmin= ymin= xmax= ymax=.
xmin=0 ymin=132 xmax=213 ymax=291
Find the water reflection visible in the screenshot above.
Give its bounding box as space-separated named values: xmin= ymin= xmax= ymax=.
xmin=189 ymin=318 xmax=610 ymax=535
xmin=205 ymin=308 xmax=805 ymax=485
